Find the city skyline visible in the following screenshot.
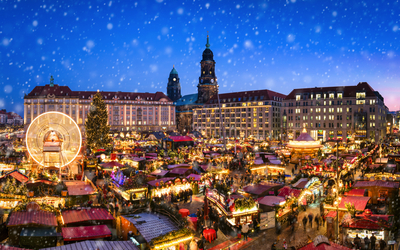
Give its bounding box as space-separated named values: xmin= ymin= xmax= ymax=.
xmin=1 ymin=0 xmax=400 ymax=116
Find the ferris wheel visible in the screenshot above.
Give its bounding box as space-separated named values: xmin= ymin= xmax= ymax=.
xmin=26 ymin=112 xmax=82 ymax=168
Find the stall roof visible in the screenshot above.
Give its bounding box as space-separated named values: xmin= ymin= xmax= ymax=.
xmin=147 ymin=177 xmax=175 ymax=187
xmin=257 ymin=196 xmax=285 ymax=207
xmin=0 ymin=170 xmax=28 ymax=183
xmin=345 ymin=189 xmax=365 ymax=197
xmin=64 ymin=181 xmax=95 ymax=196
xmin=168 ymin=164 xmax=191 ymax=169
xmin=62 ymin=225 xmax=112 ymax=241
xmin=278 ymin=186 xmax=301 ymax=198
xmin=100 ymin=161 xmax=124 ymax=169
xmin=243 ymin=183 xmax=281 ymax=195
xmin=186 ymin=174 xmax=202 ymax=181
xmin=342 ymin=217 xmax=391 ymax=230
xmin=149 ymin=170 xmax=169 ymax=176
xmin=62 ymin=208 xmax=114 ymax=225
xmin=167 ymin=136 xmax=193 ymax=142
xmin=292 ymin=178 xmax=309 ymax=189
xmin=122 ymin=212 xmax=178 ymax=243
xmin=168 ymin=168 xmax=190 ymax=175
xmin=8 ymin=210 xmax=57 ymax=227
xmin=40 ymin=240 xmax=138 ymax=250
xmin=326 ymin=211 xmax=337 ymax=218
xmin=299 ymin=241 xmax=351 ymax=250
xmin=353 ymin=180 xmax=399 ymax=189
xmin=338 ymin=196 xmax=370 ymax=211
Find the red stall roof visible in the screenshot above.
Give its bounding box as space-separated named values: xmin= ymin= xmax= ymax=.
xmin=338 ymin=196 xmax=370 ymax=211
xmin=62 ymin=208 xmax=114 ymax=225
xmin=345 ymin=189 xmax=365 ymax=197
xmin=64 ymin=181 xmax=95 ymax=196
xmin=8 ymin=210 xmax=57 ymax=227
xmin=243 ymin=184 xmax=281 ymax=195
xmin=169 ymin=168 xmax=190 ymax=175
xmin=0 ymin=170 xmax=29 ymax=183
xmin=342 ymin=218 xmax=391 ymax=230
xmin=62 ymin=225 xmax=111 ymax=241
xmin=278 ymin=186 xmax=302 ymax=198
xmin=299 ymin=242 xmax=351 ymax=250
xmin=186 ymin=174 xmax=202 ymax=181
xmin=169 ymin=136 xmax=193 ymax=142
xmin=149 ymin=170 xmax=169 ymax=176
xmin=353 ymin=180 xmax=399 ymax=189
xmin=147 ymin=177 xmax=175 ymax=187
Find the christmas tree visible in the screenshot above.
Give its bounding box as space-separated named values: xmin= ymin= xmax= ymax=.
xmin=85 ymin=92 xmax=112 ymax=152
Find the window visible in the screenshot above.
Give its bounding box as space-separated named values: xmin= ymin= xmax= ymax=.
xmin=296 ymin=94 xmax=301 ymax=101
xmin=329 ymin=93 xmax=334 ymax=99
xmin=316 ymin=94 xmax=321 ymax=100
xmin=337 ymin=93 xmax=343 ymax=99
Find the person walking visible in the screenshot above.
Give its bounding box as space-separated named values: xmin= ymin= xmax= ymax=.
xmin=354 ymin=234 xmax=361 ymax=249
xmin=308 ymin=213 xmax=314 ymax=228
xmin=379 ymin=238 xmax=386 ymax=250
xmin=370 ymin=233 xmax=377 ymax=250
xmin=241 ymin=223 xmax=249 ymax=241
xmin=315 ymin=215 xmax=320 ymax=230
xmin=364 ymin=235 xmax=370 ymax=250
xmin=302 ymin=216 xmax=307 ymax=231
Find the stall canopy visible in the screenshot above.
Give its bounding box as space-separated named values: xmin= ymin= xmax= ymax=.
xmin=338 ymin=196 xmax=371 ymax=211
xmin=40 ymin=240 xmax=138 ymax=250
xmin=8 ymin=210 xmax=57 ymax=227
xmin=243 ymin=183 xmax=282 ymax=196
xmin=342 ymin=215 xmax=391 ymax=230
xmin=149 ymin=170 xmax=169 ymax=177
xmin=64 ymin=181 xmax=95 ymax=196
xmin=168 ymin=164 xmax=191 ymax=169
xmin=147 ymin=177 xmax=175 ymax=187
xmin=186 ymin=174 xmax=202 ymax=181
xmin=62 ymin=208 xmax=114 ymax=225
xmin=257 ymin=196 xmax=285 ymax=207
xmin=100 ymin=161 xmax=124 ymax=169
xmin=168 ymin=168 xmax=191 ymax=176
xmin=169 ymin=136 xmax=193 ymax=142
xmin=62 ymin=225 xmax=111 ymax=241
xmin=345 ymin=189 xmax=366 ymax=197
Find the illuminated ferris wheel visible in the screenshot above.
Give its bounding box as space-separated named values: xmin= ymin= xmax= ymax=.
xmin=26 ymin=112 xmax=82 ymax=168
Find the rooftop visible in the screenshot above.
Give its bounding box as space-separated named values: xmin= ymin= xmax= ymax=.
xmin=205 ymin=89 xmax=286 ymax=105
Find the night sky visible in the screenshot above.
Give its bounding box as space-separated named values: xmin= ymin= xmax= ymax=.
xmin=1 ymin=0 xmax=399 ymax=116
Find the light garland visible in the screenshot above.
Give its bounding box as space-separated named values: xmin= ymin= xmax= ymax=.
xmin=154 ymin=235 xmax=193 ymax=249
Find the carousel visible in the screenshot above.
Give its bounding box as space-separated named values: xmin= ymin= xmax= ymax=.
xmin=286 ymin=127 xmax=322 ymax=163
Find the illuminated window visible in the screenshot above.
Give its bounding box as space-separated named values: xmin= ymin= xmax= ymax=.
xmin=296 ymin=94 xmax=301 ymax=101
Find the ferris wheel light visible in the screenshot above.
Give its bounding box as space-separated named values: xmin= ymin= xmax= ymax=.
xmin=26 ymin=111 xmax=82 ymax=168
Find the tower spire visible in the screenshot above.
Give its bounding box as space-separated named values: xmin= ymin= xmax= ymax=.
xmin=206 ymin=31 xmax=210 ymax=49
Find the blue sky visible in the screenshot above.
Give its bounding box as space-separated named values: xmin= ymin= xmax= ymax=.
xmin=1 ymin=0 xmax=399 ymax=115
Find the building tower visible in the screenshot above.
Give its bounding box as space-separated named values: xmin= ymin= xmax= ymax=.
xmin=197 ymin=33 xmax=218 ymax=104
xmin=167 ymin=66 xmax=182 ymax=102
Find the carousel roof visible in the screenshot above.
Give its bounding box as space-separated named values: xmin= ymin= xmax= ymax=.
xmin=287 ymin=128 xmax=322 ymax=149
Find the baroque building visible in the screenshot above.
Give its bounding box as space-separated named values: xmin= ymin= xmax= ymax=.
xmin=24 ymin=79 xmax=175 ymax=136
xmin=175 ymin=34 xmax=218 ymax=134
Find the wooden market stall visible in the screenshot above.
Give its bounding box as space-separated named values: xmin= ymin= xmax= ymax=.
xmin=242 ymin=183 xmax=284 ymax=199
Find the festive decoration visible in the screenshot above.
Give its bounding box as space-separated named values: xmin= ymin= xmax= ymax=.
xmin=85 ymin=92 xmax=112 ymax=152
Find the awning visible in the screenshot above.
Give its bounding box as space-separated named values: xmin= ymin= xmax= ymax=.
xmin=62 ymin=208 xmax=114 ymax=225
xmin=62 ymin=225 xmax=111 ymax=241
xmin=338 ymin=196 xmax=370 ymax=211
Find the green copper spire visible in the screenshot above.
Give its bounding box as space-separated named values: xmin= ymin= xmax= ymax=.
xmin=206 ymin=31 xmax=210 ymax=49
xmin=50 ymin=75 xmax=54 ymax=87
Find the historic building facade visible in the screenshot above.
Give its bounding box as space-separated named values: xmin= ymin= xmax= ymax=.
xmin=24 ymin=80 xmax=175 ymax=136
xmin=282 ymin=82 xmax=387 ymax=142
xmin=175 ymin=34 xmax=218 ymax=134
xmin=192 ymin=90 xmax=286 ymax=139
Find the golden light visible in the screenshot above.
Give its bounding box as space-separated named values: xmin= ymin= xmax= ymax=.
xmin=26 ymin=111 xmax=82 ymax=168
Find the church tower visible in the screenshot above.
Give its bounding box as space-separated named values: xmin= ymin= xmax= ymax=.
xmin=167 ymin=66 xmax=182 ymax=102
xmin=197 ymin=33 xmax=218 ymax=104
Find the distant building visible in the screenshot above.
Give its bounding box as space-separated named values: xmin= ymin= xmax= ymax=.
xmin=0 ymin=110 xmax=23 ymax=126
xmin=24 ymin=81 xmax=175 ymax=136
xmin=166 ymin=66 xmax=182 ymax=102
xmin=282 ymin=82 xmax=387 ymax=142
xmin=193 ymin=89 xmax=286 ymax=139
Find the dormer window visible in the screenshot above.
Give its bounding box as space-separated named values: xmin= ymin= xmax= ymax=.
xmin=296 ymin=94 xmax=301 ymax=101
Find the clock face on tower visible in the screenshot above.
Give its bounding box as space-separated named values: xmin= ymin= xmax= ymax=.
xmin=173 ymin=78 xmax=176 ymax=81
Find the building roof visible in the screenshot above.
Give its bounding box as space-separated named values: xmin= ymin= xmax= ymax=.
xmin=8 ymin=210 xmax=57 ymax=227
xmin=40 ymin=241 xmax=138 ymax=250
xmin=26 ymin=84 xmax=172 ymax=102
xmin=338 ymin=196 xmax=370 ymax=211
xmin=170 ymin=67 xmax=178 ymax=75
xmin=62 ymin=225 xmax=112 ymax=242
xmin=122 ymin=212 xmax=178 ymax=243
xmin=175 ymin=93 xmax=198 ymax=106
xmin=64 ymin=181 xmax=95 ymax=196
xmin=353 ymin=180 xmax=399 ymax=189
xmin=62 ymin=208 xmax=114 ymax=225
xmin=205 ymin=89 xmax=286 ymax=105
xmin=285 ymin=82 xmax=378 ymax=100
